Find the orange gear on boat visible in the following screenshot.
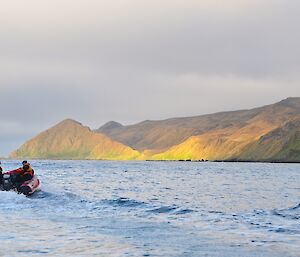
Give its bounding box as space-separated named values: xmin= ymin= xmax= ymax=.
xmin=12 ymin=163 xmax=34 ymax=177
xmin=13 ymin=168 xmax=23 ymax=174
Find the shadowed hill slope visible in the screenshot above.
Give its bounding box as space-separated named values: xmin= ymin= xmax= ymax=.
xmin=234 ymin=119 xmax=300 ymax=162
xmin=11 ymin=98 xmax=300 ymax=162
xmin=97 ymin=98 xmax=300 ymax=158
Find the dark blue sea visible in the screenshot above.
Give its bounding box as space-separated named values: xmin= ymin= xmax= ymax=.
xmin=0 ymin=160 xmax=299 ymax=257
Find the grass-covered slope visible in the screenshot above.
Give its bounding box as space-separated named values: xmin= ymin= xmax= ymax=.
xmin=97 ymin=98 xmax=300 ymax=155
xmin=99 ymin=98 xmax=300 ymax=162
xmin=10 ymin=119 xmax=140 ymax=160
xmin=150 ymin=119 xmax=277 ymax=160
xmin=234 ymin=119 xmax=300 ymax=162
xmin=10 ymin=98 xmax=300 ymax=162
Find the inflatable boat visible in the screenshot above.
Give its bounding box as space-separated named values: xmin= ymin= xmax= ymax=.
xmin=0 ymin=170 xmax=40 ymax=196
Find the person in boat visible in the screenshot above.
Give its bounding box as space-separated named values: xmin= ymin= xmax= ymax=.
xmin=14 ymin=160 xmax=35 ymax=186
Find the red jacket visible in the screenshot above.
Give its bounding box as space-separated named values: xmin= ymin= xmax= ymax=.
xmin=10 ymin=164 xmax=34 ymax=179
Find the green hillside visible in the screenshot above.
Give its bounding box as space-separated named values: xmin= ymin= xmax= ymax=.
xmin=11 ymin=98 xmax=300 ymax=162
xmin=235 ymin=119 xmax=300 ymax=162
xmin=10 ymin=119 xmax=140 ymax=160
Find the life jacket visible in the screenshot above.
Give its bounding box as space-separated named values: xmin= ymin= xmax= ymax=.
xmin=22 ymin=163 xmax=34 ymax=177
xmin=13 ymin=164 xmax=34 ymax=177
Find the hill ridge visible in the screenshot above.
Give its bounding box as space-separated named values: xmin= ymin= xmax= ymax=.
xmin=11 ymin=97 xmax=300 ymax=162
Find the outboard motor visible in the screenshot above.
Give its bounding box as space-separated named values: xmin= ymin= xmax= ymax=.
xmin=2 ymin=173 xmax=16 ymax=191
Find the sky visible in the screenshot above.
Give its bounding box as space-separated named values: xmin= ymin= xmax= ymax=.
xmin=1 ymin=0 xmax=300 ymax=156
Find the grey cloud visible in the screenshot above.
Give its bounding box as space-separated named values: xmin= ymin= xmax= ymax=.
xmin=0 ymin=0 xmax=300 ymax=155
xmin=1 ymin=0 xmax=300 ymax=77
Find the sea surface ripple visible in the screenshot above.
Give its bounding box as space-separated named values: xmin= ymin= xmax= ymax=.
xmin=0 ymin=160 xmax=299 ymax=257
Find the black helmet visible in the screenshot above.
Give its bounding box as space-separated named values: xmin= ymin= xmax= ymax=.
xmin=22 ymin=160 xmax=28 ymax=165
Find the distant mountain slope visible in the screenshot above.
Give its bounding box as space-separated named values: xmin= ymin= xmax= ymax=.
xmin=10 ymin=119 xmax=140 ymax=160
xmin=98 ymin=121 xmax=123 ymax=134
xmin=150 ymin=118 xmax=277 ymax=160
xmin=234 ymin=119 xmax=300 ymax=162
xmin=10 ymin=98 xmax=300 ymax=162
xmin=97 ymin=97 xmax=300 ymax=154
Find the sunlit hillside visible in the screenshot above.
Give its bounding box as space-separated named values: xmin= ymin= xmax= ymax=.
xmin=11 ymin=98 xmax=300 ymax=162
xmin=10 ymin=119 xmax=140 ymax=160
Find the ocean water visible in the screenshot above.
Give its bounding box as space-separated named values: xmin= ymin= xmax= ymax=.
xmin=0 ymin=160 xmax=299 ymax=257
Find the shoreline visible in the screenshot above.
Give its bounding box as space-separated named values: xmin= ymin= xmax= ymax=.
xmin=3 ymin=158 xmax=300 ymax=164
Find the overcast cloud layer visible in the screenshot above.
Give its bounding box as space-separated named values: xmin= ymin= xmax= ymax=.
xmin=1 ymin=0 xmax=300 ymax=156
